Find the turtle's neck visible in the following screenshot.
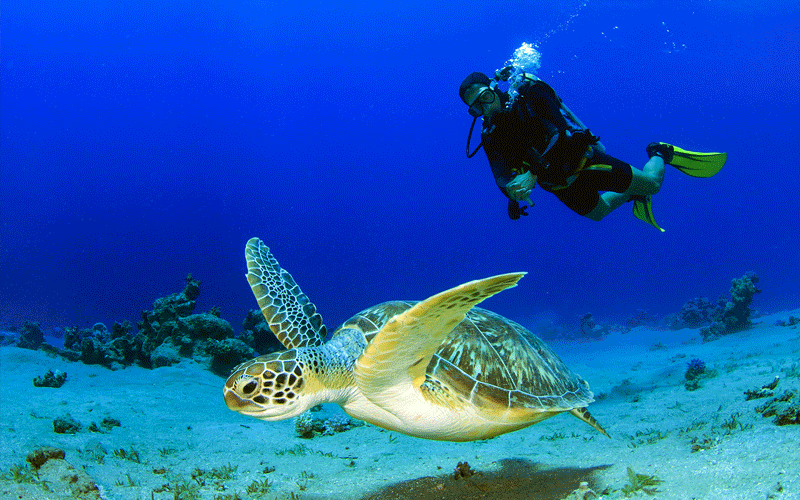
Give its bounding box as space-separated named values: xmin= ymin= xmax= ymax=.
xmin=313 ymin=328 xmax=366 ymax=392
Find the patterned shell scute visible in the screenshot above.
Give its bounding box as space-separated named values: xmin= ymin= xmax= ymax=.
xmin=339 ymin=300 xmax=415 ymax=344
xmin=435 ymin=308 xmax=589 ymax=409
xmin=339 ymin=302 xmax=590 ymax=410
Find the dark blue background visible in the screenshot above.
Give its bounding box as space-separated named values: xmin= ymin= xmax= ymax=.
xmin=2 ymin=0 xmax=798 ymax=333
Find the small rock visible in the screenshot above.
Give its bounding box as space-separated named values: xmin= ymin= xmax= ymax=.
xmin=38 ymin=458 xmax=101 ymax=499
xmin=53 ymin=413 xmax=81 ymax=434
xmin=26 ymin=446 xmax=66 ymax=469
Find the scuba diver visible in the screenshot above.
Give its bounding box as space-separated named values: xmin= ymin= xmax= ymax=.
xmin=459 ymin=68 xmax=727 ymax=231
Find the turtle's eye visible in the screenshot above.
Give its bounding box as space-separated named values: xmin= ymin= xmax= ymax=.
xmin=241 ymin=380 xmax=258 ymax=395
xmin=234 ymin=376 xmax=259 ymax=396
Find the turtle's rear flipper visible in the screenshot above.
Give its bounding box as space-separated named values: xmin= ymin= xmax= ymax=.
xmin=570 ymin=407 xmax=610 ymax=438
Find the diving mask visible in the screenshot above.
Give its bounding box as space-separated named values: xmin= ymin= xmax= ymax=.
xmin=467 ymin=87 xmax=496 ymax=118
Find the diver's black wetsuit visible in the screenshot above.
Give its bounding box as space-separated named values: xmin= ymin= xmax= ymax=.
xmin=481 ymin=79 xmax=633 ymax=216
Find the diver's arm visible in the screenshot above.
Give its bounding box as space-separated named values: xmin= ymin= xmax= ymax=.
xmin=488 ymin=151 xmax=535 ymax=204
xmin=484 ymin=145 xmax=515 ymax=198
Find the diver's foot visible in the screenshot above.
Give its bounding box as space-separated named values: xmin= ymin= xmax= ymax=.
xmin=646 ymin=142 xmax=674 ymax=164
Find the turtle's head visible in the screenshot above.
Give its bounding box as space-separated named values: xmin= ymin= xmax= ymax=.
xmin=223 ymin=349 xmax=322 ymax=421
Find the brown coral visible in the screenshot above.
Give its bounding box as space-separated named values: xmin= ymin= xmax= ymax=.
xmin=26 ymin=446 xmax=66 ymax=469
xmin=453 ymin=461 xmax=476 ymax=480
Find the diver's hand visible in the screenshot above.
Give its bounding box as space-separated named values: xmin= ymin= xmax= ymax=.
xmin=508 ymin=200 xmax=529 ymax=220
xmin=506 ymin=172 xmax=536 ymax=205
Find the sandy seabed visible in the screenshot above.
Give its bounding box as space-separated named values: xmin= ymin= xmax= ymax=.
xmin=1 ymin=309 xmax=799 ymax=500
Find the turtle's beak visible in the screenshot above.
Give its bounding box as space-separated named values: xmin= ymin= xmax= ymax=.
xmin=222 ymin=385 xmax=303 ymax=420
xmin=223 ymin=387 xmax=263 ymax=413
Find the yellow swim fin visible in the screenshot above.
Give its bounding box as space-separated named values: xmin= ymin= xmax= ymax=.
xmin=666 ymin=144 xmax=727 ymax=178
xmin=631 ymin=195 xmax=664 ymax=232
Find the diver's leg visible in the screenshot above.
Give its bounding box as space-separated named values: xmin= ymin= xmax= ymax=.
xmin=626 ymin=157 xmax=665 ymax=196
xmin=585 ymin=192 xmax=631 ymax=221
xmin=577 ymin=153 xmax=641 ymax=221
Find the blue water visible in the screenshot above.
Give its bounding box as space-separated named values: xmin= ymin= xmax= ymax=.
xmin=2 ymin=0 xmax=799 ymax=334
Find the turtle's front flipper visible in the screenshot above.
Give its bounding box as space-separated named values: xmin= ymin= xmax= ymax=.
xmin=245 ymin=238 xmax=326 ymax=349
xmin=354 ymin=273 xmax=525 ymax=408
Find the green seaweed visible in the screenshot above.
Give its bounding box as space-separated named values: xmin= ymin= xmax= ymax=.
xmin=540 ymin=431 xmax=567 ymax=441
xmin=115 ymin=474 xmax=139 ymax=487
xmin=621 ymin=467 xmax=662 ymax=496
xmin=719 ymin=412 xmax=753 ymax=433
xmin=678 ymin=419 xmax=707 ymax=434
xmin=690 ymin=435 xmax=717 ymax=452
xmin=275 ymin=444 xmax=309 ymax=456
xmin=246 ymin=478 xmax=272 ymax=496
xmin=192 ymin=463 xmax=237 ymax=481
xmin=167 ymin=480 xmax=202 ymax=500
xmin=626 ymin=428 xmax=669 ymax=449
xmin=274 ymin=443 xmax=337 ymax=459
xmin=210 ymin=463 xmax=237 ymax=480
xmin=3 ymin=463 xmax=39 ymax=484
xmin=113 ymin=447 xmax=141 ymax=463
xmin=296 ymin=470 xmax=314 ymax=491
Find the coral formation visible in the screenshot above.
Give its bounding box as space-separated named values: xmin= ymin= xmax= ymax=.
xmin=747 ymin=377 xmax=800 ymax=425
xmin=624 ymin=309 xmax=658 ymax=330
xmin=25 ymin=447 xmax=101 ymax=499
xmin=16 ymin=321 xmax=44 ymax=350
xmin=37 ymin=274 xmax=255 ymax=374
xmin=32 ymin=369 xmax=67 ymax=388
xmin=453 ymin=461 xmax=476 ymax=480
xmin=0 ymin=329 xmax=16 ymax=346
xmin=744 ymin=376 xmax=780 ymax=400
xmin=203 ymin=337 xmax=258 ymax=376
xmin=775 ymin=315 xmax=800 ymax=327
xmin=133 ymin=274 xmax=255 ymax=374
xmin=561 ymin=481 xmax=598 ymax=500
xmin=671 ymin=296 xmax=715 ymax=329
xmin=241 ymin=309 xmax=284 ymax=354
xmin=685 ymin=358 xmax=706 ymax=380
xmin=700 ymin=272 xmax=762 ymax=341
xmin=53 ymin=320 xmax=136 ymax=369
xmin=87 ymin=417 xmax=121 ymax=433
xmin=26 ymin=446 xmax=66 ymax=469
xmin=294 ymin=410 xmax=364 ymax=438
xmin=578 ymin=313 xmax=607 ymax=339
xmin=684 ymin=358 xmax=715 ymax=391
xmin=755 ymin=390 xmax=800 ymax=426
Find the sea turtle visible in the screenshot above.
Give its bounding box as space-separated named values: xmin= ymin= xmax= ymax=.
xmin=224 ymin=238 xmax=608 ymax=441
